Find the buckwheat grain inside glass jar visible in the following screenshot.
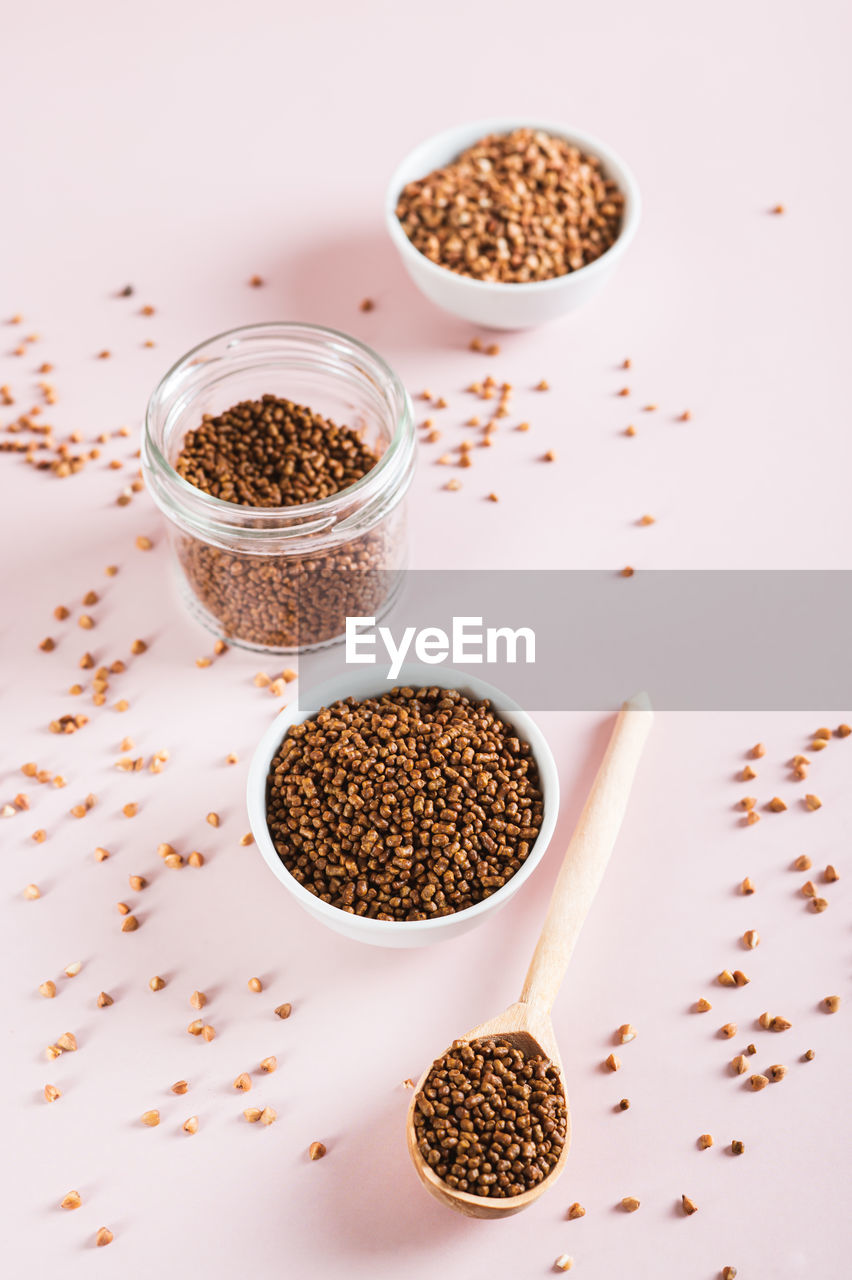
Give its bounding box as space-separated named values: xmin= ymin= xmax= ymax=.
xmin=142 ymin=323 xmax=415 ymax=653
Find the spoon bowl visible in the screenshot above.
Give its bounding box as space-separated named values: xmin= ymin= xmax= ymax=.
xmin=406 ymin=1001 xmax=570 ymax=1219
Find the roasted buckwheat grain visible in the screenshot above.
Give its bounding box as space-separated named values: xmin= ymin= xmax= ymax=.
xmin=413 ymin=1037 xmax=566 ymax=1197
xmin=395 ymin=129 xmax=624 ymax=284
xmin=175 ymin=395 xmax=377 ymax=506
xmin=266 ymin=686 xmax=543 ymax=920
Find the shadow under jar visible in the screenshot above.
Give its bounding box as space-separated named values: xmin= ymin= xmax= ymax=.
xmin=142 ymin=323 xmax=415 ymax=653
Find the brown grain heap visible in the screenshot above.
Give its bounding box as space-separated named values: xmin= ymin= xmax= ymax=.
xmin=174 ymin=395 xmax=378 ymax=507
xmin=395 ymin=129 xmax=624 ymax=283
xmin=266 ymin=686 xmax=543 ymax=921
xmin=171 ymin=394 xmax=395 ymax=649
xmin=413 ymin=1037 xmax=567 ymax=1198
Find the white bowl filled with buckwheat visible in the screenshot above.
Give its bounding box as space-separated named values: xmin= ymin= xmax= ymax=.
xmin=386 ymin=118 xmax=640 ymax=329
xmin=246 ymin=664 xmax=559 ymax=947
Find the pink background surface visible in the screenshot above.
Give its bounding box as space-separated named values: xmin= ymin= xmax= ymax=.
xmin=3 ymin=1 xmax=851 ymax=1276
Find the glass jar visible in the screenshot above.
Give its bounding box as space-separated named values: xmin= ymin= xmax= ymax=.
xmin=142 ymin=323 xmax=415 ymax=653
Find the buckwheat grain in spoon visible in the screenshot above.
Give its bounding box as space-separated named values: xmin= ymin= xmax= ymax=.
xmin=407 ymin=693 xmax=653 ymax=1218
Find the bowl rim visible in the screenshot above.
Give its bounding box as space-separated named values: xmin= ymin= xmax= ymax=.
xmin=246 ymin=663 xmax=560 ymax=936
xmin=384 ymin=116 xmax=641 ymax=296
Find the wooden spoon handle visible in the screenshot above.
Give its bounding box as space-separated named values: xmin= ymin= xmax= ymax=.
xmin=519 ymin=692 xmax=653 ymax=1012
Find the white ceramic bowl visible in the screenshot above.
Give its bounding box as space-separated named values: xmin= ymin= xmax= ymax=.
xmin=246 ymin=664 xmax=559 ymax=948
xmin=385 ymin=117 xmax=640 ymax=330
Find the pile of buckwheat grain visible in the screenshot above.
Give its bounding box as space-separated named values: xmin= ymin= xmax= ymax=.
xmin=413 ymin=1037 xmax=567 ymax=1197
xmin=174 ymin=395 xmax=378 ymax=506
xmin=395 ymin=128 xmax=624 ymax=283
xmin=265 ymin=686 xmax=544 ymax=921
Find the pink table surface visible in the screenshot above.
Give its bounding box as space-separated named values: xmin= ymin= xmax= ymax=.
xmin=3 ymin=2 xmax=851 ymax=1277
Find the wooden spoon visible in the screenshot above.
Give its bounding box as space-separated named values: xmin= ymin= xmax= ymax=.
xmin=406 ymin=692 xmax=653 ymax=1218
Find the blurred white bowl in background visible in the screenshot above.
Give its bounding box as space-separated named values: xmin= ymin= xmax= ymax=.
xmin=385 ymin=117 xmax=640 ymax=330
